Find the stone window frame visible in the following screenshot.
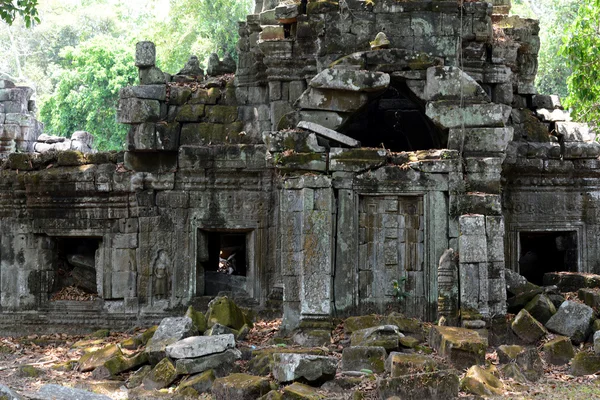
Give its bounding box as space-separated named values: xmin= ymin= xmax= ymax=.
xmin=506 ymin=222 xmax=586 ymax=275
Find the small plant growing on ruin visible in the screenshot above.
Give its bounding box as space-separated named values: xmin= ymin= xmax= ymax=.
xmin=391 ymin=277 xmax=408 ymax=302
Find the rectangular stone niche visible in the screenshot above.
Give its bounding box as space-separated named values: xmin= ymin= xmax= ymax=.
xmin=196 ymin=229 xmax=254 ymax=297
xmin=518 ymin=231 xmax=578 ymax=285
xmin=49 ymin=236 xmax=102 ymax=299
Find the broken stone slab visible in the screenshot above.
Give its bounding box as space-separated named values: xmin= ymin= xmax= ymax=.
xmin=385 ymin=352 xmax=442 ymax=377
xmin=447 ymin=127 xmax=514 ymax=153
xmin=532 ymin=94 xmax=562 ymax=109
xmin=205 ymin=323 xmax=240 ymax=337
xmin=297 ymin=121 xmax=360 ymax=147
xmin=37 ymin=133 xmax=66 ymax=144
xmin=545 ymin=301 xmax=594 ymax=344
xmin=206 ymin=296 xmax=252 ymax=330
xmin=378 ymin=370 xmax=460 ymax=400
xmin=177 ymin=369 xmax=216 ymax=394
xmin=78 ymin=344 xmax=122 ymax=372
xmin=117 ymin=98 xmax=161 ymax=124
xmin=496 ymin=345 xmax=542 ymax=381
xmin=92 ymin=351 xmax=149 ymax=379
xmin=511 ymin=309 xmax=547 ymax=344
xmin=282 ymin=382 xmax=322 ymax=399
xmin=571 ymin=352 xmax=600 ymax=376
xmin=145 ymin=316 xmax=198 ymax=365
xmin=295 ymin=87 xmax=369 ymax=113
xmin=142 ymin=357 xmax=177 ymax=390
xmin=555 ymin=122 xmax=594 ymax=142
xmin=460 ymin=365 xmax=503 ymax=397
xmin=275 ymin=3 xmax=299 ymax=22
xmin=272 ymin=353 xmax=337 ymax=383
xmin=175 ymin=348 xmax=242 ymax=376
xmin=425 ymin=101 xmax=511 ymax=129
xmin=165 ymin=334 xmax=235 ymax=359
xmin=308 ymin=68 xmax=390 ymax=93
xmin=578 ymin=288 xmax=600 ymax=309
xmin=262 ymin=130 xmax=326 ymax=153
xmin=350 ymin=325 xmax=404 ymax=352
xmin=329 ymin=147 xmax=387 ymax=172
xmin=278 ymin=110 xmax=348 ymax=131
xmin=120 ymin=85 xmax=166 ymax=101
xmin=505 ymin=268 xmax=540 ymax=296
xmin=212 ymin=373 xmax=272 ymax=400
xmin=536 ymin=108 xmax=572 ymax=122
xmin=344 ymin=315 xmax=384 ymax=334
xmin=135 ymin=41 xmax=156 ymax=68
xmin=524 ymin=294 xmax=556 ymax=325
xmin=501 ymin=363 xmax=528 ymax=384
xmin=0 ymin=384 xmax=23 ymax=400
xmin=544 ymin=272 xmax=600 ymax=292
xmin=32 ymin=384 xmax=111 ymax=400
xmin=429 ymin=326 xmax=487 ymax=370
xmin=424 ymin=66 xmax=489 ymax=102
xmin=341 ymin=346 xmax=386 ymax=373
xmin=542 ymin=336 xmax=575 ymax=365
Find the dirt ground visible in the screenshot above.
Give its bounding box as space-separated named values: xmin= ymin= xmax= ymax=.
xmin=1 ymin=319 xmax=600 ymax=399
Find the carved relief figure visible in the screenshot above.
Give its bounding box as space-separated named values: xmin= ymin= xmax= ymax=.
xmin=153 ymin=250 xmax=170 ymax=299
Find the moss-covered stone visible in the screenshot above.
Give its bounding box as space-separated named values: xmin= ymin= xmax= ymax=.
xmin=282 ymin=382 xmax=324 ymax=399
xmin=501 ymin=363 xmax=528 ymax=384
xmin=571 ymin=351 xmax=600 ymax=376
xmin=542 ymin=336 xmax=574 ymax=366
xmin=429 ymin=326 xmax=487 ymax=370
xmin=78 ymin=344 xmax=122 ymax=372
xmin=142 ymin=357 xmax=177 ymax=390
xmin=205 ymin=105 xmax=238 ymax=124
xmin=511 ymin=309 xmax=547 ymax=344
xmin=127 ymin=365 xmax=152 ymax=389
xmin=18 ymin=364 xmax=43 ymax=377
xmin=460 ymin=365 xmax=504 ymax=397
xmin=350 ymin=325 xmax=402 ymax=352
xmin=72 ymin=338 xmax=105 ymax=349
xmin=7 ymin=153 xmax=35 ymax=170
xmin=341 ymin=346 xmax=386 ymax=373
xmin=91 ymin=328 xmax=110 ymax=338
xmin=185 ymin=305 xmax=207 ymax=333
xmin=206 ymin=296 xmax=252 ymax=331
xmin=189 ymin=87 xmax=221 ymax=105
xmin=120 ymin=326 xmax=158 ymax=350
xmin=399 ymin=336 xmax=420 ymax=349
xmin=168 ymin=86 xmax=193 ymax=105
xmin=178 ymin=369 xmax=215 ymax=394
xmin=180 ymin=122 xmax=226 ymax=145
xmin=258 ymin=390 xmax=283 ymax=400
xmin=378 ymin=370 xmax=459 ymax=399
xmin=386 ymin=312 xmax=423 ymax=337
xmin=175 ymin=104 xmax=205 ymax=122
xmin=524 ymin=294 xmax=556 ymax=325
xmin=51 ymin=360 xmax=78 ymax=371
xmin=385 ymin=352 xmax=441 ymax=377
xmin=57 ymin=150 xmax=86 ymax=166
xmin=248 ymin=347 xmax=327 ymax=376
xmin=497 ymin=345 xmax=525 ymax=362
xmin=496 ymin=345 xmax=542 ymax=382
xmin=101 ymin=351 xmax=149 ymax=377
xmin=212 ymin=373 xmax=271 ymax=400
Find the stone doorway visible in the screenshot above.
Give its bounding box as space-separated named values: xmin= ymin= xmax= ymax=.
xmin=197 ymin=229 xmax=253 ymax=297
xmin=518 ymin=231 xmax=578 ymax=285
xmin=49 ymin=237 xmax=101 ymax=299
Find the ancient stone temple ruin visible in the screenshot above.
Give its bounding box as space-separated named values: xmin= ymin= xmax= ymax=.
xmin=0 ymin=0 xmax=597 ymax=335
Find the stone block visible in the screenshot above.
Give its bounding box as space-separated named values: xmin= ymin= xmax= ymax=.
xmin=532 ymin=94 xmax=561 ymax=109
xmin=180 ymin=123 xmax=225 ymax=145
xmin=120 ymin=85 xmax=166 ymax=101
xmin=128 ymin=123 xmax=156 ymax=151
xmin=35 ymin=385 xmax=111 ymax=400
xmin=426 ymin=102 xmax=511 ymax=129
xmin=378 ymin=370 xmax=459 ymax=400
xmin=175 ymin=348 xmax=242 ymax=376
xmin=177 ymin=369 xmax=215 ymax=394
xmin=124 ymin=152 xmax=177 ymax=174
xmin=524 ymin=294 xmax=556 ymax=325
xmin=166 ymin=334 xmax=235 ymax=359
xmin=429 ymin=326 xmax=487 ymax=369
xmin=424 ymin=66 xmax=489 ymax=102
xmin=212 ymin=373 xmax=271 ymax=400
xmin=262 ymin=130 xmax=325 ymax=153
xmin=536 ymin=109 xmax=572 ymax=122
xmin=511 ymin=309 xmax=547 ymax=343
xmin=542 ymin=336 xmax=574 ymax=365
xmin=295 ymin=87 xmax=369 ymax=113
xmin=309 ymin=68 xmax=389 ymax=92
xmin=139 ymin=66 xmax=167 ymax=85
xmin=571 ymin=352 xmax=600 ymax=376
xmin=272 ymin=353 xmax=337 ymax=383
xmin=259 ymin=25 xmax=285 ymax=41
xmin=276 ymin=152 xmax=327 ymax=172
xmin=136 ymin=41 xmax=156 ymax=68
xmin=175 ymin=104 xmax=205 ymax=122
xmin=329 ymin=147 xmax=387 ymax=172
xmin=545 ymin=301 xmax=594 ymax=344
xmin=446 ymin=126 xmax=514 ymax=153
xmin=555 ymin=122 xmax=594 ymax=142
xmin=342 ymin=346 xmax=386 ymax=373
xmin=117 ymin=98 xmax=161 ymax=124
xmin=143 ymin=357 xmax=177 ymax=390
xmin=385 ymin=352 xmax=441 ymax=376
xmin=460 ymin=365 xmax=503 ymax=397
xmin=205 ymin=105 xmax=238 ymax=124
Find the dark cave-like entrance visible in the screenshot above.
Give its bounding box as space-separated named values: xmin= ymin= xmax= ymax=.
xmin=518 ymin=231 xmax=578 ymax=285
xmin=50 ymin=236 xmax=101 ymax=299
xmin=341 ymin=83 xmax=446 ymax=152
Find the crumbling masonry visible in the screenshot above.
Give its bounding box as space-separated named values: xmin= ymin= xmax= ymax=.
xmin=0 ymin=0 xmax=597 ymax=334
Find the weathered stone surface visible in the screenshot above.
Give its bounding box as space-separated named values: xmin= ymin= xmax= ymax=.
xmin=205 ymin=323 xmax=239 ymax=337
xmin=370 ymin=32 xmax=390 ymax=50
xmin=511 ymin=309 xmax=547 ymax=343
xmin=120 ymin=85 xmax=166 ymax=101
xmin=385 ymin=352 xmax=441 ymax=377
xmin=78 ymin=344 xmax=122 ymax=372
xmin=429 ymin=326 xmax=487 ymax=370
xmin=212 ymin=373 xmax=271 ymax=400
xmin=166 ymin=334 xmax=235 ymax=359
xmin=272 ymin=353 xmax=336 ymax=383
xmin=578 ymin=288 xmax=600 ymax=310
xmin=544 ymin=272 xmax=600 ymax=292
xmin=555 ymin=122 xmax=594 ymax=142
xmin=545 ymin=301 xmax=594 ymax=344
xmin=0 ymin=384 xmax=23 ymax=400
xmin=535 ymin=108 xmax=571 ymax=122
xmin=426 ymin=102 xmax=511 ymax=129
xmin=424 ymin=66 xmax=489 ymax=102
xmin=117 ymin=98 xmax=160 ymax=124
xmin=282 ymin=382 xmax=323 ymax=399
xmin=93 ymin=351 xmax=148 ymax=378
xmin=341 ymin=346 xmax=386 ymax=373
xmin=177 ymin=369 xmax=216 ymax=394
xmin=460 ymin=365 xmax=503 ymax=397
xmin=136 ymin=41 xmax=156 ymax=68
xmin=309 ymin=68 xmax=389 ymax=92
xmin=297 ymin=121 xmax=360 ymax=147
xmin=145 ymin=317 xmax=197 ymax=365
xmin=142 ymin=357 xmax=177 ymax=390
xmin=350 ymin=325 xmax=403 ymax=351
xmin=571 ymin=352 xmax=600 ymax=376
xmin=33 ymin=384 xmax=111 ymax=400
xmin=206 ymin=296 xmax=252 ymax=330
xmin=139 ymin=66 xmax=167 ymax=85
xmin=262 ymin=130 xmax=325 ymax=153
xmin=524 ymin=294 xmax=556 ymax=325
xmin=386 ymin=312 xmax=424 ymax=338
xmin=496 ymin=345 xmax=542 ymax=381
xmin=500 ymin=363 xmax=528 ymax=384
xmin=532 ymin=94 xmax=561 ymax=109
xmin=295 ymin=87 xmax=369 ymax=113
xmin=175 ymin=348 xmax=242 ymax=376
xmin=447 ymin=127 xmax=514 ymax=153
xmin=329 ymin=147 xmax=388 ymax=172
xmin=378 ymin=370 xmax=459 ymax=400
xmin=542 ymin=336 xmax=575 ymax=365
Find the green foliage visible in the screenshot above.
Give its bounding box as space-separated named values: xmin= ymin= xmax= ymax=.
xmin=0 ymin=0 xmax=39 ymax=27
xmin=150 ymin=0 xmax=253 ymax=73
xmin=39 ymin=35 xmax=137 ymax=151
xmin=391 ymin=278 xmax=408 ymax=303
xmin=561 ymin=0 xmax=600 ymax=124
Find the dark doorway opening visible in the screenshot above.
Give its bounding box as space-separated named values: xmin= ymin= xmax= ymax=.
xmin=202 ymin=231 xmax=249 ymax=296
xmin=341 ymin=83 xmax=446 ymax=152
xmin=519 ymin=231 xmax=577 ymax=285
xmin=51 ymin=237 xmax=101 ymax=300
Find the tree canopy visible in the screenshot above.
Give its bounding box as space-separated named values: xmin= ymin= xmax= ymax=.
xmin=0 ymin=0 xmax=39 ymax=27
